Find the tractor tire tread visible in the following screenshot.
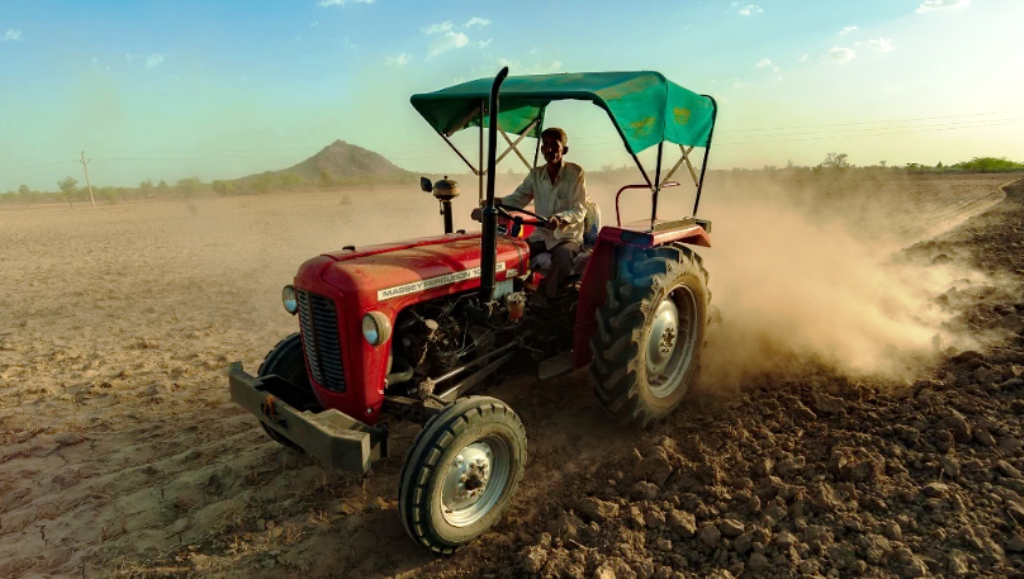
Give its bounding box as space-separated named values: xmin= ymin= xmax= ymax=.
xmin=398 ymin=396 xmax=526 ymax=556
xmin=589 ymin=243 xmax=710 ymax=428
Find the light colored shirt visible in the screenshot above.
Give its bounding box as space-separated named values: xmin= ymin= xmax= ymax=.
xmin=500 ymin=162 xmax=588 ymax=250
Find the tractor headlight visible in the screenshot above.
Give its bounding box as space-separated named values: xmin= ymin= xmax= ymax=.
xmin=282 ymin=285 xmax=298 ymax=315
xmin=361 ymin=312 xmax=392 ymax=346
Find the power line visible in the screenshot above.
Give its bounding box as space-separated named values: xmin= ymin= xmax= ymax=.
xmin=715 ymin=118 xmax=1024 ymax=146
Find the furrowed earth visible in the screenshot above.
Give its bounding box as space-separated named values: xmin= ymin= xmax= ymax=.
xmin=1 ymin=173 xmax=1023 ymax=578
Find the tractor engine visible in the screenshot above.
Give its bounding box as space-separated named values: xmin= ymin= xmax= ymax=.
xmin=389 ymin=295 xmax=501 ymax=396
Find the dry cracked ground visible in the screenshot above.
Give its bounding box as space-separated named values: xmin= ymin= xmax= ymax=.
xmin=2 ymin=174 xmax=1024 ymax=578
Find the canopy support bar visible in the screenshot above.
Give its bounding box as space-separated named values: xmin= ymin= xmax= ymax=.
xmin=692 ymin=95 xmax=718 ymax=217
xmin=481 ymin=118 xmax=540 ymax=176
xmin=438 ymin=131 xmax=479 ymax=176
xmin=660 ymin=146 xmax=697 ymax=188
xmin=651 ymin=142 xmax=664 ymax=226
xmin=499 ymin=125 xmax=534 ymax=171
xmin=629 ymin=153 xmax=654 ymax=191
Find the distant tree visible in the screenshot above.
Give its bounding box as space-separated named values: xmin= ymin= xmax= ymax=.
xmin=99 ymin=186 xmax=118 ymax=205
xmin=212 ymin=179 xmax=236 ymax=195
xmin=954 ymin=157 xmax=1024 ymax=172
xmin=139 ymin=179 xmax=154 ymax=197
xmin=936 ymin=161 xmax=944 ymax=169
xmin=279 ymin=173 xmax=306 ymax=191
xmin=18 ymin=184 xmax=36 ymax=206
xmin=253 ymin=174 xmax=275 ymax=194
xmin=879 ymin=160 xmax=887 ymax=168
xmin=786 ymin=160 xmax=794 ymax=170
xmin=157 ymin=180 xmax=169 ymax=194
xmin=318 ymin=168 xmax=333 ymax=188
xmin=821 ymin=152 xmax=850 ymax=170
xmin=57 ymin=177 xmax=78 ymax=209
xmin=177 ymin=177 xmax=201 ymax=197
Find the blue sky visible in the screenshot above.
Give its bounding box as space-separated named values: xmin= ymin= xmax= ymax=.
xmin=1 ymin=0 xmax=1022 ymax=190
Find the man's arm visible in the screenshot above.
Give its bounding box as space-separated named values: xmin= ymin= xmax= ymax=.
xmin=498 ymin=173 xmax=534 ymax=209
xmin=552 ymin=169 xmax=588 ymax=224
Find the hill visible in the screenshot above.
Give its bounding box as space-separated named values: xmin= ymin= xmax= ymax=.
xmin=280 ymin=139 xmax=412 ymax=181
xmin=231 ymin=139 xmax=414 ymax=192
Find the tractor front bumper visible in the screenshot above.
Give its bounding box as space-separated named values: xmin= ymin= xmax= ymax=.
xmin=228 ymin=362 xmax=388 ymax=473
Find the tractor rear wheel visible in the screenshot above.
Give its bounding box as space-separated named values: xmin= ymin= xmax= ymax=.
xmin=257 ymin=333 xmax=315 ymax=448
xmin=590 ymin=244 xmax=709 ymax=428
xmin=398 ymin=396 xmax=527 ymax=554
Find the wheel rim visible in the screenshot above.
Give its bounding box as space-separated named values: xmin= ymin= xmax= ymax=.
xmin=645 ymin=287 xmax=699 ymax=398
xmin=440 ymin=436 xmax=511 ymax=527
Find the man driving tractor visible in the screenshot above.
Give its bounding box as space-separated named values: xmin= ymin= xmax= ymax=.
xmin=496 ymin=127 xmax=588 ymax=301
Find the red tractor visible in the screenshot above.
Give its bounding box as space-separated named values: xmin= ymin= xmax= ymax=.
xmin=229 ymin=68 xmax=718 ymax=553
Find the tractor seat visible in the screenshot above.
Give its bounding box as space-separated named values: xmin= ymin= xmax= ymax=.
xmin=529 ymin=200 xmax=602 ymax=274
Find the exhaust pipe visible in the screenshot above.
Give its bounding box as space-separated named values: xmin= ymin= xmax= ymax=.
xmin=479 ymin=66 xmax=509 ymax=303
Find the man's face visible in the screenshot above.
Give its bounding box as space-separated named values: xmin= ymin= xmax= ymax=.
xmin=541 ymin=135 xmax=567 ymax=166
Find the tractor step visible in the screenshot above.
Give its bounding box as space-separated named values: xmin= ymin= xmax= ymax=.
xmin=538 ymin=351 xmax=575 ymax=381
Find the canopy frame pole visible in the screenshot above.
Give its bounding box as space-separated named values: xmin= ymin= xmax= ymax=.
xmin=650 ymin=142 xmax=664 ymax=227
xmin=438 ymin=132 xmax=480 ymax=177
xmin=660 ymin=146 xmax=697 ymax=188
xmin=478 ymin=100 xmax=485 ymax=204
xmin=499 ymin=124 xmax=534 ymax=171
xmin=629 ymin=153 xmax=654 ymax=191
xmin=692 ymin=95 xmax=718 ymax=217
xmin=481 ymin=118 xmax=540 ymax=176
xmin=533 ymin=130 xmax=541 ymax=168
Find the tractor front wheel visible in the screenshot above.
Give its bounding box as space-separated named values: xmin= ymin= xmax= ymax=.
xmin=398 ymin=396 xmax=527 ymax=554
xmin=257 ymin=333 xmax=315 ymax=448
xmin=590 ymin=244 xmax=709 ymax=428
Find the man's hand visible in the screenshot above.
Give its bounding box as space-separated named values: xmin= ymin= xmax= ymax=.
xmin=546 ymin=215 xmax=564 ymax=229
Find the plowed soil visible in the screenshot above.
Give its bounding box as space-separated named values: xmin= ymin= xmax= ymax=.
xmin=1 ymin=173 xmax=1022 ymax=578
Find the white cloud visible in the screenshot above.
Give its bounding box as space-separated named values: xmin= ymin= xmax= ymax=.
xmin=144 ymin=53 xmax=165 ymax=70
xmin=916 ymin=0 xmax=969 ymax=13
xmin=428 ymin=31 xmax=468 ymax=57
xmin=477 ymin=38 xmax=492 ymax=48
xmin=310 ymin=21 xmax=319 ymax=27
xmin=2 ymin=28 xmax=23 ymax=42
xmin=859 ymin=37 xmax=895 ymax=52
xmin=755 ymin=58 xmax=772 ymax=69
xmin=840 ymin=26 xmax=859 ymax=35
xmin=824 ymin=46 xmax=857 ymax=64
xmin=738 ymin=4 xmax=763 ymax=16
xmin=732 ymin=81 xmax=750 ymax=89
xmin=422 ymin=21 xmax=453 ymax=34
xmin=385 ymin=53 xmax=411 ymax=66
xmin=125 ymin=53 xmax=139 ymax=64
xmin=465 ymin=17 xmax=490 ymax=28
xmin=797 ymin=53 xmax=810 ymax=63
xmin=317 ymin=0 xmax=375 ymax=6
xmin=497 ymin=58 xmax=562 ymax=75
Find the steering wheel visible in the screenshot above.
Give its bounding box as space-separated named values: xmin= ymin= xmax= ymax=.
xmin=496 ymin=204 xmax=553 ymax=229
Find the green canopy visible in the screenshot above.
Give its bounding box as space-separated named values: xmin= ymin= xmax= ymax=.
xmin=410 ymin=71 xmax=716 ymax=155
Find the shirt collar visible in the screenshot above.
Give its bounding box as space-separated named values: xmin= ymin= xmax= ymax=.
xmin=542 ymin=162 xmax=565 ymax=184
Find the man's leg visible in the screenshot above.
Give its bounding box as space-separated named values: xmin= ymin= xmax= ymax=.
xmin=543 ymin=241 xmax=582 ymax=298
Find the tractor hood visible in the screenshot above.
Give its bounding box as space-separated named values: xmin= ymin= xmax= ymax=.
xmin=301 ymin=233 xmax=529 ymax=308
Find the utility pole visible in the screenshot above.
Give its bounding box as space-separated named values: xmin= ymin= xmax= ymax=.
xmin=80 ymin=151 xmax=96 ymax=209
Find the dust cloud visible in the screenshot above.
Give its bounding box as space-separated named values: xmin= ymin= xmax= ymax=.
xmin=682 ymin=174 xmax=1004 ymax=391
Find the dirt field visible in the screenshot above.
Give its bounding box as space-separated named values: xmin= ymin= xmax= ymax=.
xmin=0 ymin=173 xmax=1021 ymax=578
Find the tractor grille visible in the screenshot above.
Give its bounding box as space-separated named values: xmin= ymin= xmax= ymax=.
xmin=295 ymin=289 xmax=346 ymax=393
